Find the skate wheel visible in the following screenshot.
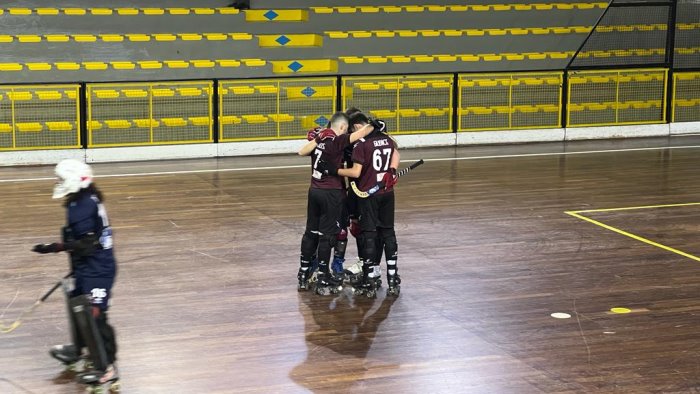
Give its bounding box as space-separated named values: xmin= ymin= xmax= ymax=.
xmin=110 ymin=381 xmax=121 ymax=392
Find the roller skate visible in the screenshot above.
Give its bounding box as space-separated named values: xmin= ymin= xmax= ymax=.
xmin=79 ymin=364 xmax=120 ymax=393
xmin=50 ymin=344 xmax=86 ymax=372
xmin=344 ymin=259 xmax=364 ymax=286
xmin=298 ymin=257 xmax=319 ymax=291
xmin=387 ymin=274 xmax=401 ymax=296
xmin=314 ymin=271 xmax=343 ymax=296
xmin=331 ymin=256 xmax=345 ymax=280
xmin=353 ymin=265 xmax=381 ymax=298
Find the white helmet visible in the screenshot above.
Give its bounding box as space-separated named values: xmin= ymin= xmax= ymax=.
xmin=52 ymin=159 xmax=93 ymax=199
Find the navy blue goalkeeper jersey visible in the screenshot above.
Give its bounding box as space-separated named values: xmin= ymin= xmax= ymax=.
xmin=66 ymin=192 xmax=116 ymax=279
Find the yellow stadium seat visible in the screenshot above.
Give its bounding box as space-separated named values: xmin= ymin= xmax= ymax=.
xmin=242 ymin=115 xmax=268 ymax=124
xmin=116 ymin=8 xmax=139 ymax=15
xmin=413 ymin=55 xmax=434 ymax=63
xmin=180 ymin=34 xmax=203 ymax=41
xmin=437 ymin=55 xmax=457 ymax=62
xmin=0 ymin=123 xmax=12 ymax=132
xmin=326 ymin=31 xmax=349 ymax=39
xmin=422 ymin=108 xmax=448 ymax=116
xmin=355 ymin=83 xmax=380 ymax=91
xmin=37 ymin=8 xmax=59 ymax=15
xmin=381 ymin=82 xmax=402 ymax=90
xmin=389 ymin=56 xmax=411 ymax=63
xmin=204 ymin=33 xmax=228 ymax=41
xmin=568 ymin=103 xmax=585 ymax=112
xmin=230 ymin=86 xmax=256 ymax=95
xmin=676 ymin=99 xmax=699 ymax=107
xmin=16 ymin=122 xmax=43 ymax=132
xmin=192 ymin=60 xmax=215 ymax=68
xmin=73 ymin=34 xmax=97 ymax=42
xmin=18 ymin=35 xmax=42 ymax=43
xmin=230 ymin=33 xmax=253 ymax=40
xmin=269 ymin=114 xmax=295 ymax=123
xmin=138 ymin=61 xmax=162 ymax=69
xmin=178 ymin=88 xmax=203 ymax=96
xmin=111 ymin=62 xmax=135 ymax=70
xmin=371 ymin=110 xmax=395 ymax=118
xmin=133 ymin=119 xmax=158 ymax=128
xmin=193 ymin=8 xmax=215 ymax=15
xmin=164 ymin=60 xmax=189 ymax=69
xmin=46 ymin=122 xmax=74 ymax=131
xmin=94 ymin=90 xmax=120 ymax=99
xmin=0 ymin=63 xmax=22 ymax=71
xmin=36 ymin=91 xmax=63 ymax=100
xmin=127 ymin=34 xmax=150 ymax=42
xmin=220 ymin=115 xmax=242 ymax=125
xmin=406 ymin=82 xmax=428 ymax=89
xmin=256 ymin=85 xmax=278 ymax=94
xmin=242 ymin=59 xmax=266 ymax=67
xmin=541 ymin=105 xmax=560 ymax=112
xmin=154 ymin=34 xmax=176 ymax=41
xmin=494 ymin=106 xmax=511 ymax=114
xmin=152 ymin=88 xmax=175 ymax=97
xmin=514 ymin=105 xmax=539 ymax=113
xmin=87 ymin=121 xmax=103 ymax=130
xmin=493 ymin=5 xmax=511 ymax=11
xmin=430 ymin=81 xmax=452 ymax=89
xmin=56 ymin=62 xmax=81 ymax=71
xmin=27 ymin=63 xmax=52 ymax=71
xmin=367 ymin=56 xmax=389 ymax=64
xmin=340 ymin=56 xmax=364 ymax=64
xmin=476 ymin=79 xmax=498 ymax=87
xmin=100 ymin=35 xmax=124 ymax=42
xmin=64 ymin=8 xmax=86 ymax=15
xmin=399 ymin=109 xmax=421 ymax=117
xmin=105 ymin=120 xmax=132 ymax=129
xmin=189 ymin=117 xmax=211 ymax=126
xmin=162 ymin=118 xmax=188 ymax=127
xmin=167 ymin=8 xmax=190 ymax=15
xmin=8 ymin=92 xmax=33 ymax=100
xmin=427 ymin=5 xmax=447 ymax=11
xmin=312 ymin=7 xmax=334 ymax=13
xmin=469 ymin=107 xmax=493 ymax=115
xmin=396 ymin=30 xmax=418 ymax=37
xmin=216 ymin=60 xmax=241 ymax=68
xmin=586 ymin=103 xmax=609 ymax=111
xmin=143 ymin=8 xmax=165 ymax=15
xmin=91 ymin=8 xmax=113 ymax=15
xmin=122 ymin=89 xmax=148 ymax=98
xmin=521 ymin=78 xmax=544 ymax=85
xmin=83 ymin=62 xmax=108 ymax=70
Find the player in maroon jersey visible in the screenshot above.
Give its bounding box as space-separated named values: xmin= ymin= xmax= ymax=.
xmin=330 ymin=112 xmax=401 ymax=297
xmin=297 ymin=112 xmax=374 ymax=295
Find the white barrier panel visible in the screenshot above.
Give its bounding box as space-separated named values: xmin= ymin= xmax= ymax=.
xmin=0 ymin=149 xmax=84 ymax=167
xmin=670 ymin=121 xmax=700 ymax=135
xmin=564 ymin=124 xmax=669 ymax=140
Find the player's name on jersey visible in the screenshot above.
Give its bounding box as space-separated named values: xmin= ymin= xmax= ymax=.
xmin=373 ymin=139 xmax=390 ymax=147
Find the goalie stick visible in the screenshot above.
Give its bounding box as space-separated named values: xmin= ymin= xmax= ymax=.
xmin=350 ymin=159 xmax=424 ymax=198
xmin=0 ymin=272 xmax=72 ymax=334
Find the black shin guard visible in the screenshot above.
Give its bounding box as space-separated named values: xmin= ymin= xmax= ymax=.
xmin=379 ymin=228 xmax=398 ymax=274
xmin=317 ymin=234 xmax=336 ymax=268
xmin=70 ymin=296 xmax=108 ymax=371
xmin=95 ymin=312 xmax=117 ymax=365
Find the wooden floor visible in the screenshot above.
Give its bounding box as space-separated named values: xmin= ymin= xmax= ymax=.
xmin=1 ymin=136 xmax=700 ymax=393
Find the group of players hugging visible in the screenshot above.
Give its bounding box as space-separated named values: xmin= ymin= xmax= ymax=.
xmin=297 ymin=107 xmax=402 ymax=298
xmin=20 ymin=106 xmax=401 ymax=392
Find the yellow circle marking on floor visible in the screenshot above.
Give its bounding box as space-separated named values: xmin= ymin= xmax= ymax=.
xmin=610 ymin=307 xmax=631 ymax=314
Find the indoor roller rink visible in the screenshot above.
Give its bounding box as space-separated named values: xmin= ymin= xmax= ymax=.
xmin=1 ymin=136 xmax=700 ymax=393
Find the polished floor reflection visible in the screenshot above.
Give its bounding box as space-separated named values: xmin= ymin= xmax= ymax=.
xmin=1 ymin=137 xmax=699 ymax=393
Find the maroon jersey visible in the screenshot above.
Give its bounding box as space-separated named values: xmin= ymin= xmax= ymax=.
xmin=351 ymin=133 xmax=397 ymax=195
xmin=310 ymin=130 xmax=350 ymax=190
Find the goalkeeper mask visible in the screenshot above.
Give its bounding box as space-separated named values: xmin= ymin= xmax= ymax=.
xmin=53 ymin=159 xmax=93 ymax=199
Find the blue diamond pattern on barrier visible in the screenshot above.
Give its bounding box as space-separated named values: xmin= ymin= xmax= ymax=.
xmin=315 ymin=116 xmax=328 ymax=126
xmin=275 ymin=35 xmax=291 ymax=46
xmin=263 ymin=10 xmax=279 ymax=20
xmin=288 ymin=61 xmax=303 ymax=72
xmin=301 ymin=87 xmax=316 ymax=97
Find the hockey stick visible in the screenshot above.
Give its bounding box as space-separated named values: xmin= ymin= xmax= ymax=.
xmin=351 ymin=159 xmax=424 ymax=198
xmin=0 ymin=272 xmax=72 ymax=334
